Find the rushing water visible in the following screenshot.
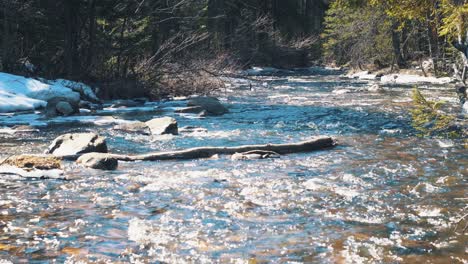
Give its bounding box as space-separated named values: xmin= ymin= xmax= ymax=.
xmin=0 ymin=70 xmax=466 ymax=263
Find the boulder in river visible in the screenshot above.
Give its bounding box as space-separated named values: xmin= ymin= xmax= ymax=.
xmin=114 ymin=122 xmax=151 ymax=135
xmin=56 ymin=101 xmax=74 ymax=116
xmin=1 ymin=155 xmax=62 ymax=171
xmin=46 ymin=133 xmax=107 ymax=157
xmin=77 ymin=153 xmax=118 ymax=170
xmin=45 ymin=97 xmax=80 ymax=117
xmin=145 ymin=117 xmax=178 ymax=135
xmin=187 ymin=97 xmax=229 ymax=116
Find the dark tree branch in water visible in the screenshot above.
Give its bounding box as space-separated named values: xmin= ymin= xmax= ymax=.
xmin=98 ymin=137 xmax=336 ymax=162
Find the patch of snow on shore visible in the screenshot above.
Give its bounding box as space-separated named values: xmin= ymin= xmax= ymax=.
xmin=0 ymin=90 xmax=46 ymax=112
xmin=53 ymin=79 xmax=99 ymax=103
xmin=381 ymin=74 xmax=453 ymax=85
xmin=346 ymin=71 xmax=378 ymax=80
xmin=0 ymin=72 xmax=99 ymax=113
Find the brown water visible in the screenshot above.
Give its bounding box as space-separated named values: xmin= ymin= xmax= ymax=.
xmin=0 ymin=71 xmax=466 ymax=263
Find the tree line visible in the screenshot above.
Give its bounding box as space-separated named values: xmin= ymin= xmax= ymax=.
xmin=0 ymin=0 xmax=327 ymax=98
xmin=322 ymin=0 xmax=468 ymax=82
xmin=1 ymin=0 xmax=468 ymax=98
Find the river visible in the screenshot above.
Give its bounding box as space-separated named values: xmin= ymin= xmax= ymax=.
xmin=0 ymin=69 xmax=466 ymax=263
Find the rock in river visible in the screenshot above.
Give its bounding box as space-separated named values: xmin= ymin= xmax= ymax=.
xmin=145 ymin=117 xmax=178 ymax=135
xmin=46 ymin=133 xmax=107 ymax=157
xmin=187 ymin=97 xmax=229 ymax=116
xmin=1 ymin=155 xmax=62 ymax=171
xmin=114 ymin=122 xmax=151 ymax=135
xmin=45 ymin=97 xmax=80 ymax=117
xmin=77 ymin=153 xmax=118 ymax=170
xmin=0 ymin=155 xmax=65 ymax=179
xmin=56 ymin=101 xmax=75 ymax=116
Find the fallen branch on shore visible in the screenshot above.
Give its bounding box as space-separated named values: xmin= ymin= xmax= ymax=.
xmin=107 ymin=136 xmax=335 ymax=161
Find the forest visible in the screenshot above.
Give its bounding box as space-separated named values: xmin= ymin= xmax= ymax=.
xmin=1 ymin=0 xmax=327 ymax=98
xmin=0 ymin=1 xmax=467 ymax=263
xmin=2 ymin=0 xmax=466 ymax=98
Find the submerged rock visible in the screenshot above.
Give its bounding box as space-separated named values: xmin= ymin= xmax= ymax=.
xmin=77 ymin=153 xmax=118 ymax=170
xmin=1 ymin=155 xmax=62 ymax=171
xmin=46 ymin=133 xmax=107 ymax=157
xmin=179 ymin=126 xmax=208 ymax=133
xmin=188 ymin=97 xmax=229 ymax=116
xmin=114 ymin=122 xmax=151 ymax=135
xmin=146 ymin=117 xmax=178 ymax=135
xmin=175 ymin=106 xmax=204 ymax=114
xmin=367 ymin=84 xmax=384 ymax=92
xmin=198 ymin=110 xmax=208 ymax=117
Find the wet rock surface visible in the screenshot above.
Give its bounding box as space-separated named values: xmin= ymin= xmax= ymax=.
xmin=77 ymin=153 xmax=118 ymax=170
xmin=45 ymin=97 xmax=80 ymax=117
xmin=188 ymin=96 xmax=229 ymax=116
xmin=1 ymin=155 xmax=62 ymax=171
xmin=114 ymin=122 xmax=151 ymax=135
xmin=145 ymin=117 xmax=178 ymax=135
xmin=46 ymin=133 xmax=107 ymax=157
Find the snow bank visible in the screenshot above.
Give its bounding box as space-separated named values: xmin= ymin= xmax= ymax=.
xmin=381 ymin=74 xmax=453 ymax=86
xmin=0 ymin=90 xmax=46 ymax=112
xmin=53 ymin=79 xmax=100 ymax=103
xmin=0 ymin=72 xmax=98 ymax=113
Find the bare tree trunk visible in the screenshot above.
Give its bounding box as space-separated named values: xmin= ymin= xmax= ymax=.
xmin=64 ymin=0 xmax=80 ymax=79
xmin=85 ymin=0 xmax=97 ymax=76
xmin=117 ymin=16 xmax=128 ymax=78
xmin=207 ymin=0 xmax=226 ymax=50
xmin=391 ymin=22 xmax=405 ymax=68
xmin=2 ymin=0 xmax=11 ymax=71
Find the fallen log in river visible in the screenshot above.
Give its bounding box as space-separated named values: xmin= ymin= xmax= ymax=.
xmin=108 ymin=136 xmax=336 ymax=161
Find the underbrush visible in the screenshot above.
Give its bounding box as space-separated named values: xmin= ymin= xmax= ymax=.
xmin=411 ymin=87 xmax=463 ymax=139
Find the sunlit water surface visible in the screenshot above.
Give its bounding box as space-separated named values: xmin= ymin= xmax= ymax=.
xmin=0 ymin=71 xmax=466 ymax=263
